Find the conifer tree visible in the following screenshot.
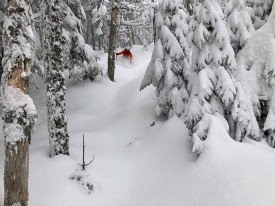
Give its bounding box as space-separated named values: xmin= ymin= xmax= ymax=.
xmin=225 ymin=0 xmax=255 ymax=54
xmin=33 ymin=0 xmax=102 ymax=81
xmin=62 ymin=1 xmax=102 ymax=81
xmin=185 ymin=0 xmax=259 ymax=154
xmin=82 ymin=0 xmax=109 ymax=51
xmin=246 ymin=0 xmax=274 ymax=30
xmin=140 ymin=0 xmax=190 ymax=117
xmin=237 ymin=2 xmax=275 ymax=147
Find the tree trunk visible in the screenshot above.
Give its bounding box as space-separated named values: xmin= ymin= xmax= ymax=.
xmin=130 ymin=25 xmax=135 ymax=46
xmin=0 ymin=20 xmax=3 ymax=81
xmin=43 ymin=0 xmax=69 ymax=156
xmin=86 ymin=12 xmax=92 ymax=44
xmin=136 ymin=31 xmax=142 ymax=45
xmin=2 ymin=0 xmax=36 ymax=205
xmin=91 ymin=25 xmax=96 ymax=50
xmin=151 ymin=0 xmax=157 ymax=44
xmin=5 ymin=141 xmax=29 ymax=206
xmin=108 ymin=0 xmax=118 ymax=82
xmin=99 ymin=35 xmax=102 ymax=50
xmin=126 ymin=26 xmax=132 ymax=47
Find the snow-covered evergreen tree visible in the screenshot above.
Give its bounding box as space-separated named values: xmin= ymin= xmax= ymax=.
xmin=62 ymin=2 xmax=102 ymax=81
xmin=246 ymin=0 xmax=274 ymax=30
xmin=1 ymin=0 xmax=37 ymax=204
xmin=34 ymin=0 xmax=102 ymax=81
xmin=81 ymin=0 xmax=109 ymax=51
xmin=91 ymin=0 xmax=109 ymax=50
xmin=185 ymin=0 xmax=259 ymax=154
xmin=67 ymin=0 xmax=86 ymax=26
xmin=42 ymin=0 xmax=69 ymax=156
xmin=225 ymin=0 xmax=255 ymax=54
xmin=139 ymin=3 xmax=155 ymax=48
xmin=237 ymin=2 xmax=275 ymax=147
xmin=140 ymin=0 xmax=190 ymax=117
xmin=217 ymin=0 xmax=229 ymax=7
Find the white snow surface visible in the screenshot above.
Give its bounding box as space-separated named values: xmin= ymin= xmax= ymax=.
xmin=1 ymin=45 xmax=275 ymax=205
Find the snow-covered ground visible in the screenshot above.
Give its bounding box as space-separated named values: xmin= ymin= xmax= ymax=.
xmin=1 ymin=45 xmax=275 ymax=206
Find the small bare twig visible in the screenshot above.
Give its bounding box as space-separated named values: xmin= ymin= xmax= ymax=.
xmin=78 ymin=134 xmax=95 ymax=170
xmin=83 ymin=154 xmax=95 ymax=169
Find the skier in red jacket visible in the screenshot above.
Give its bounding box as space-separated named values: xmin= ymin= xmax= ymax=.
xmin=116 ymin=46 xmax=133 ymax=63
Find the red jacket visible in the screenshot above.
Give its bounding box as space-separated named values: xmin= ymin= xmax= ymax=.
xmin=117 ymin=49 xmax=133 ymax=60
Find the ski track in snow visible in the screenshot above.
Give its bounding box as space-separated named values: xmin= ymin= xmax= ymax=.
xmin=1 ymin=45 xmax=275 ymax=205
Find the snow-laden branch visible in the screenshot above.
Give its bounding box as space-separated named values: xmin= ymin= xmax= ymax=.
xmin=120 ymin=20 xmax=144 ymax=26
xmin=33 ymin=12 xmax=41 ymax=19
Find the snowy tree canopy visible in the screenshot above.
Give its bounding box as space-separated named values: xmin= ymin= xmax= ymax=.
xmin=61 ymin=1 xmax=103 ymax=81
xmin=32 ymin=0 xmax=102 ymax=81
xmin=185 ymin=0 xmax=259 ymax=154
xmin=225 ymin=0 xmax=255 ymax=54
xmin=237 ymin=1 xmax=275 ymax=147
xmin=140 ymin=0 xmax=190 ymax=117
xmin=245 ymin=0 xmax=274 ymax=30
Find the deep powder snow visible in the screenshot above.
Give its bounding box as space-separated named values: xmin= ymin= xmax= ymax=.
xmin=1 ymin=45 xmax=275 ymax=206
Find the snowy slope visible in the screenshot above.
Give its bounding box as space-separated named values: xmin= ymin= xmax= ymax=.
xmin=1 ymin=45 xmax=275 ymax=206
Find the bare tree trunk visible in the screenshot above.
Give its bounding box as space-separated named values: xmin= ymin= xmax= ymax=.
xmin=136 ymin=30 xmax=142 ymax=45
xmin=91 ymin=25 xmax=96 ymax=50
xmin=151 ymin=0 xmax=157 ymax=44
xmin=108 ymin=0 xmax=118 ymax=82
xmin=0 ymin=7 xmax=4 ymax=81
xmin=99 ymin=35 xmax=102 ymax=50
xmin=0 ymin=21 xmax=3 ymax=82
xmin=5 ymin=140 xmax=30 ymax=206
xmin=86 ymin=12 xmax=92 ymax=44
xmin=2 ymin=0 xmax=36 ymax=205
xmin=130 ymin=25 xmax=135 ymax=46
xmin=126 ymin=25 xmax=132 ymax=47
